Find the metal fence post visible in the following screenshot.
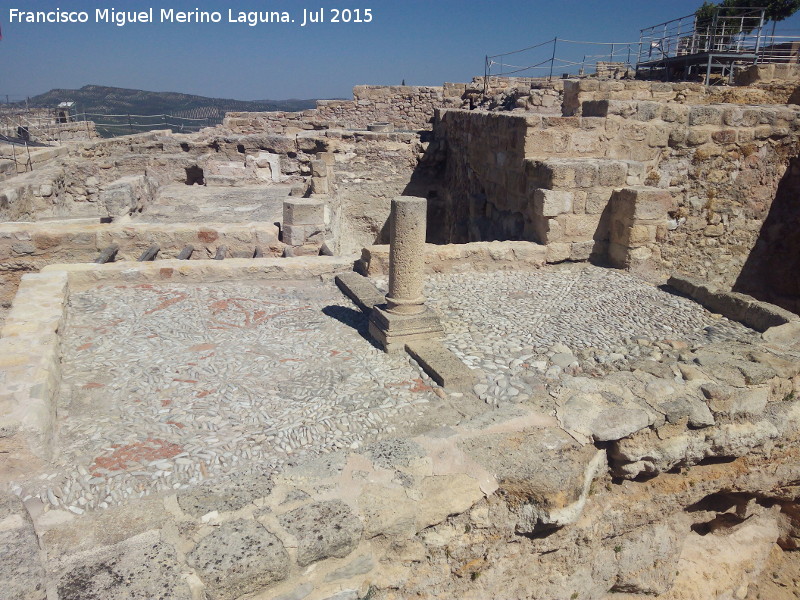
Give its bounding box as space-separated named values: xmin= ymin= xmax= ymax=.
xmin=548 ymin=37 xmax=558 ymax=81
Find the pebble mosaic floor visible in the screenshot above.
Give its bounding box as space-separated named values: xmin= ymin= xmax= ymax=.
xmin=426 ymin=265 xmax=753 ymax=353
xmin=11 ymin=265 xmax=759 ymax=514
xmin=422 ymin=265 xmax=757 ymax=406
xmin=14 ymin=280 xmax=436 ymax=514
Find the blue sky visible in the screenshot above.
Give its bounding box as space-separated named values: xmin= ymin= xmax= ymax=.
xmin=2 ymin=1 xmax=800 ymax=101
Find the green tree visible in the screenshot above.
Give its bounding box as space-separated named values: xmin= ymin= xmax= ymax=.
xmin=696 ymin=1 xmax=718 ymax=30
xmin=696 ymin=1 xmax=800 ymax=25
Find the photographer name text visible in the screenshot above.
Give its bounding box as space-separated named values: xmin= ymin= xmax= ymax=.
xmin=7 ymin=7 xmax=374 ymax=28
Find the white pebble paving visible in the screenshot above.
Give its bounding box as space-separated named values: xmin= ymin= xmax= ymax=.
xmin=12 ymin=280 xmax=438 ymax=514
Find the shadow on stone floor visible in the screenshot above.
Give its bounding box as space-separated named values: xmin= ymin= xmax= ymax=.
xmin=321 ymin=304 xmax=382 ymax=350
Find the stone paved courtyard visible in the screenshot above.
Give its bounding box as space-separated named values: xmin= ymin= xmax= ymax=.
xmin=10 ymin=265 xmax=761 ymax=517
xmin=423 ymin=264 xmax=758 ymax=406
xmin=17 ymin=280 xmax=437 ymax=514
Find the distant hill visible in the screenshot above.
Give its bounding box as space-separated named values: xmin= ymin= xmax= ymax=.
xmin=21 ymin=85 xmax=318 ymax=117
xmin=15 ymin=85 xmax=319 ymax=137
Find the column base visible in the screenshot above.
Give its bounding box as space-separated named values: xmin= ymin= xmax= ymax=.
xmin=368 ymin=304 xmax=444 ymax=353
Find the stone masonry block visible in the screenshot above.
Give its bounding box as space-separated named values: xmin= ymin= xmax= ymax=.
xmin=597 ymin=161 xmax=628 ymax=187
xmin=282 ymin=224 xmax=307 ymax=246
xmin=612 ymin=187 xmax=677 ymax=221
xmin=533 ymin=189 xmax=573 ymax=217
xmin=628 ymin=224 xmax=657 ymax=247
xmin=310 ymin=159 xmax=328 ymax=178
xmin=534 ymin=217 xmax=563 ymax=244
xmin=661 ymin=104 xmax=689 ymax=123
xmin=546 ymin=242 xmax=571 ymax=263
xmin=570 ymin=240 xmax=596 ymax=261
xmin=581 ymin=100 xmax=612 ymax=117
xmin=573 ymin=161 xmax=599 ymax=188
xmin=311 ymin=177 xmax=330 ymax=195
xmin=586 ymin=188 xmax=614 ymax=215
xmin=289 ymin=224 xmax=324 ymax=246
xmin=283 ymin=199 xmax=325 ymax=226
xmin=636 ymin=101 xmax=662 ymax=121
xmin=609 ymin=242 xmax=631 ymax=268
xmin=689 ymin=106 xmax=723 ymax=126
xmin=556 ymin=214 xmax=603 ymax=240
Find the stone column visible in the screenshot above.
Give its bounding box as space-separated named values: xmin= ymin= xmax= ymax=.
xmin=386 ymin=197 xmax=427 ymax=315
xmin=368 ymin=196 xmax=443 ymax=353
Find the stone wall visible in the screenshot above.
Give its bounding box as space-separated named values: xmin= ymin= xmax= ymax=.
xmin=736 ymin=63 xmax=800 ymax=85
xmin=326 ymin=130 xmax=429 ymax=255
xmin=224 ymin=85 xmax=466 ymax=134
xmin=52 ymin=120 xmax=99 ymax=141
xmin=431 ymin=100 xmax=800 ymax=304
xmin=563 ymin=79 xmax=800 ymax=116
xmin=432 ymin=110 xmax=536 ymax=244
xmin=0 ymin=111 xmax=98 ymax=142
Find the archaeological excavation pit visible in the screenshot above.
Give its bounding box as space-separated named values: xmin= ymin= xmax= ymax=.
xmin=3 ymin=62 xmax=800 ymax=600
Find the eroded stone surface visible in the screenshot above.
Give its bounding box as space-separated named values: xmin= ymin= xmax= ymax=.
xmin=459 ymin=428 xmax=605 ymax=532
xmin=187 ymin=520 xmax=289 ymax=599
xmin=57 ymin=531 xmax=191 ymax=600
xmin=278 ymin=500 xmax=363 ymax=566
xmin=0 ymin=494 xmax=46 ymax=600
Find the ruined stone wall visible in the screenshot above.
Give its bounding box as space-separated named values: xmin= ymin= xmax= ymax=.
xmin=325 ymin=130 xmax=430 ymax=254
xmin=627 ymin=102 xmax=800 ymax=293
xmin=563 ymin=79 xmax=800 ymax=116
xmin=432 ymin=101 xmax=800 ymax=299
xmin=464 ymin=77 xmax=564 ymax=114
xmin=317 ymin=85 xmax=458 ymax=130
xmin=432 ymin=110 xmax=535 ymax=245
xmin=224 ymin=85 xmax=465 ymax=134
xmin=51 ymin=121 xmax=99 ymax=141
xmin=0 ymin=110 xmax=99 ymax=142
xmin=736 ymin=63 xmax=800 ymax=85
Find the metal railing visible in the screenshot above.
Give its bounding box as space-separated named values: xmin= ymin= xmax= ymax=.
xmin=1 ymin=112 xmax=64 ymax=144
xmin=638 ymin=7 xmax=800 ymax=68
xmin=0 ymin=133 xmax=34 ymax=174
xmin=638 ymin=7 xmax=770 ymax=63
xmin=484 ymin=38 xmax=640 ymax=89
xmin=0 ymin=108 xmax=222 ymax=140
xmin=80 ymin=111 xmax=219 ymax=137
xmin=484 ymin=8 xmax=800 ymax=89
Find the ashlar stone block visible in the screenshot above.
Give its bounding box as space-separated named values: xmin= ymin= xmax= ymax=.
xmin=612 ymin=187 xmax=677 ymax=221
xmin=283 ymin=199 xmax=325 ymax=226
xmin=533 ymin=189 xmax=573 ymax=217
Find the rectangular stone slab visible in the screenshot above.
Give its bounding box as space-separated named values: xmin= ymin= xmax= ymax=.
xmin=405 ymin=340 xmax=477 ymax=391
xmin=335 ymin=272 xmax=385 ymax=314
